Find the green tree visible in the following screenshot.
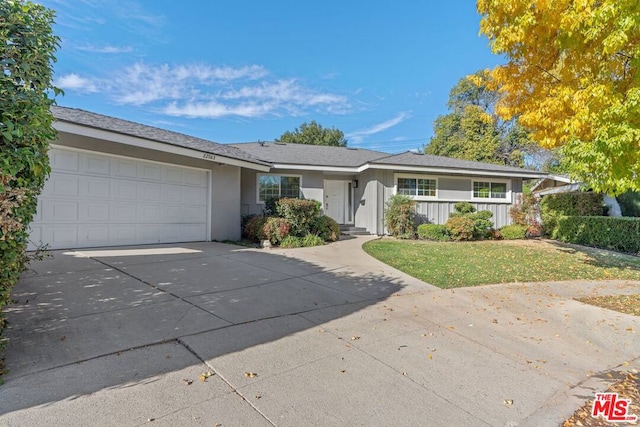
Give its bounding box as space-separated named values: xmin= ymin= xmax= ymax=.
xmin=279 ymin=120 xmax=347 ymax=147
xmin=425 ymin=71 xmax=534 ymax=168
xmin=1 ymin=0 xmax=60 ymax=382
xmin=477 ymin=0 xmax=640 ymax=194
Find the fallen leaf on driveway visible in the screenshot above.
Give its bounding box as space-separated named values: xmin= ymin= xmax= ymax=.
xmin=244 ymin=372 xmax=258 ymax=378
xmin=427 ymin=354 xmax=433 ymax=360
xmin=200 ymin=371 xmax=214 ymax=382
xmin=183 ymin=378 xmax=193 ymax=385
xmin=351 ymin=336 xmax=360 ymax=340
xmin=503 ymin=399 xmax=513 ymax=406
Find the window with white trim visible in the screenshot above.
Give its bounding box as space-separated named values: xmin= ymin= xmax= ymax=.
xmin=473 ymin=181 xmax=507 ymax=199
xmin=396 ymin=175 xmax=437 ymax=198
xmin=257 ymin=174 xmax=301 ymax=202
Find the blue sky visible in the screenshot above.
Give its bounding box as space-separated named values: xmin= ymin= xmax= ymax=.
xmin=42 ymin=0 xmax=502 ymax=153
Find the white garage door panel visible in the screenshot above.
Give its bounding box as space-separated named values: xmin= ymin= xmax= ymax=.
xmin=83 ymin=155 xmax=110 ymax=175
xmin=111 ymin=180 xmax=138 ymax=200
xmin=80 ymin=202 xmax=110 ymax=221
xmin=139 ymin=163 xmax=161 ymax=181
xmin=79 ymin=226 xmax=109 ymax=243
xmin=29 ymin=148 xmax=210 ymax=249
xmin=43 ymin=201 xmax=79 ymax=222
xmin=50 ymin=150 xmax=79 ymax=171
xmin=41 ymin=226 xmax=78 ymax=247
xmin=184 ymin=206 xmax=207 ymax=222
xmin=113 ymin=159 xmax=138 ymax=178
xmin=81 ymin=178 xmax=111 ymax=199
xmin=49 ymin=175 xmax=79 ymax=197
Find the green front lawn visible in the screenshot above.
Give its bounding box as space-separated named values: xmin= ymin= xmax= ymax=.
xmin=363 ymin=239 xmax=640 ymax=288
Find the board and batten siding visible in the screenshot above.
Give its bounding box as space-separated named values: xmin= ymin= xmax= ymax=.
xmin=371 ymin=171 xmax=523 ymax=233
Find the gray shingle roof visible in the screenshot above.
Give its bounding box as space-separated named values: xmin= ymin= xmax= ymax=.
xmin=230 ymin=142 xmax=388 ymax=167
xmin=52 ymin=106 xmax=542 ymax=177
xmin=51 ymin=106 xmax=269 ymax=166
xmin=370 ymin=151 xmax=542 ymax=175
xmin=231 ymin=143 xmax=542 ymax=177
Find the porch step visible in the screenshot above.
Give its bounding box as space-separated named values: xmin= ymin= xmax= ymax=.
xmin=340 ymin=225 xmax=371 ymax=236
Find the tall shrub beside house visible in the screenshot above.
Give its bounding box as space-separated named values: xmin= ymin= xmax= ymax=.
xmin=384 ymin=194 xmax=417 ymax=239
xmin=0 ymin=0 xmax=60 ymax=382
xmin=275 ymin=198 xmax=321 ymax=237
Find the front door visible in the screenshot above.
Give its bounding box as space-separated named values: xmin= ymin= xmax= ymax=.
xmin=324 ymin=180 xmax=350 ymax=224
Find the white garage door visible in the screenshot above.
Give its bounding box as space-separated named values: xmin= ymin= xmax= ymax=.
xmin=29 ymin=147 xmax=210 ymax=249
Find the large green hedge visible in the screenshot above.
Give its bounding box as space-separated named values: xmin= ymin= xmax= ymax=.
xmin=1 ymin=0 xmax=60 ymax=383
xmin=555 ymin=216 xmax=640 ymax=255
xmin=540 ymin=192 xmax=605 ymax=237
xmin=617 ymin=191 xmax=640 ymax=217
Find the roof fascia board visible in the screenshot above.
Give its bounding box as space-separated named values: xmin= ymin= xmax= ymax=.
xmin=271 ymin=163 xmax=361 ymax=173
xmin=54 ymin=121 xmax=271 ymax=171
xmin=366 ymin=163 xmax=547 ymax=178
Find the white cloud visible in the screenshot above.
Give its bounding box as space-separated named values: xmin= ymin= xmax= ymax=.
xmin=58 ymin=62 xmax=351 ymax=119
xmin=76 ymin=44 xmax=133 ymax=54
xmin=346 ymin=112 xmax=412 ymax=143
xmin=164 ymin=101 xmax=274 ymax=119
xmin=55 ymin=73 xmax=98 ymax=93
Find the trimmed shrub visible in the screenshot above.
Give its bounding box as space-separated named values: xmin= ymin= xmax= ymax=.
xmin=280 ymin=235 xmax=302 ymax=248
xmin=445 ymin=216 xmax=476 ymax=241
xmin=617 ymin=191 xmax=640 ymax=217
xmin=417 ymin=224 xmax=449 ymax=241
xmin=276 ymin=198 xmax=321 ymax=236
xmin=301 ymin=233 xmax=325 ymax=247
xmin=472 ymin=210 xmax=494 ymax=238
xmin=310 ymin=215 xmax=340 ymax=242
xmin=261 ymin=217 xmax=291 ymax=244
xmin=540 ymin=192 xmax=605 ymax=237
xmin=452 ymin=201 xmax=476 ymax=215
xmin=499 ymin=224 xmax=528 ymax=240
xmin=448 ymin=202 xmax=494 ymax=239
xmin=243 ymin=216 xmax=267 ymax=242
xmin=384 ymin=194 xmax=417 ymax=239
xmin=555 ymin=216 xmax=640 ymax=254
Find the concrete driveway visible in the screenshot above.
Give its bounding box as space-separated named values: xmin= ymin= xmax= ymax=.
xmin=1 ymin=237 xmax=639 ymax=426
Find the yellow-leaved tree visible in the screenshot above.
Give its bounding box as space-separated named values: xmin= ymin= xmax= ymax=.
xmin=477 ymin=0 xmax=640 ymax=194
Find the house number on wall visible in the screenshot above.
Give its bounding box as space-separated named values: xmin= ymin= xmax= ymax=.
xmin=202 ymin=153 xmax=216 ymax=160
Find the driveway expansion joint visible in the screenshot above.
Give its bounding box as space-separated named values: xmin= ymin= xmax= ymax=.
xmin=89 ymin=255 xmax=231 ymax=325
xmin=175 ymin=337 xmax=277 ymax=426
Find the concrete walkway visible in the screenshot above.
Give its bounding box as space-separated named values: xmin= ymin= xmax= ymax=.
xmin=1 ymin=236 xmax=639 ymax=426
